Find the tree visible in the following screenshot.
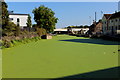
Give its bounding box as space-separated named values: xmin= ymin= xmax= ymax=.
xmin=1 ymin=1 xmax=9 ymax=29
xmin=36 ymin=28 xmax=46 ymax=36
xmin=26 ymin=14 xmax=32 ymax=28
xmin=84 ymin=25 xmax=89 ymax=28
xmin=1 ymin=1 xmax=18 ymax=36
xmin=14 ymin=25 xmax=20 ymax=36
xmin=2 ymin=22 xmax=16 ymax=36
xmin=32 ymin=5 xmax=58 ymax=33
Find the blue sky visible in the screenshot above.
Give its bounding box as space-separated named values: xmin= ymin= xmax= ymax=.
xmin=7 ymin=2 xmax=118 ymax=28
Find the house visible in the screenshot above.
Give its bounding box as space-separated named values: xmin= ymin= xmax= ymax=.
xmin=94 ymin=20 xmax=102 ymax=34
xmin=102 ymin=14 xmax=112 ymax=35
xmin=89 ymin=20 xmax=102 ymax=35
xmin=8 ymin=11 xmax=29 ymax=29
xmin=102 ymin=12 xmax=120 ymax=35
xmin=54 ymin=29 xmax=68 ymax=34
xmin=109 ymin=11 xmax=120 ymax=35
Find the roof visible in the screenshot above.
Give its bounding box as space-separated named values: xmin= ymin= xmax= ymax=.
xmin=109 ymin=11 xmax=120 ymax=19
xmin=104 ymin=14 xmax=112 ymax=19
xmin=8 ymin=11 xmax=28 ymax=15
xmin=90 ymin=20 xmax=102 ymax=28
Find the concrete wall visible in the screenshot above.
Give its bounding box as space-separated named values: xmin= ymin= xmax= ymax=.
xmin=9 ymin=14 xmax=28 ymax=29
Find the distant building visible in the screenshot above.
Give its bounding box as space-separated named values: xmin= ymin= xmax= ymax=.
xmin=89 ymin=20 xmax=102 ymax=35
xmin=94 ymin=20 xmax=102 ymax=34
xmin=8 ymin=11 xmax=29 ymax=29
xmin=109 ymin=12 xmax=120 ymax=35
xmin=102 ymin=12 xmax=120 ymax=35
xmin=67 ymin=27 xmax=89 ymax=34
xmin=102 ymin=14 xmax=112 ymax=35
xmin=54 ymin=29 xmax=68 ymax=34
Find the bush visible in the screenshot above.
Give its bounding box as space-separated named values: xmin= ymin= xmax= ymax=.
xmin=2 ymin=33 xmax=41 ymax=49
xmin=36 ymin=28 xmax=47 ymax=36
xmin=3 ymin=40 xmax=13 ymax=48
xmin=11 ymin=40 xmax=17 ymax=45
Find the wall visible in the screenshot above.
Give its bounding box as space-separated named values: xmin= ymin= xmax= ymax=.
xmin=9 ymin=14 xmax=28 ymax=29
xmin=109 ymin=17 xmax=120 ymax=34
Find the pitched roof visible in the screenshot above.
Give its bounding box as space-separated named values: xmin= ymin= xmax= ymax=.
xmin=109 ymin=11 xmax=120 ymax=19
xmin=104 ymin=14 xmax=112 ymax=19
xmin=8 ymin=11 xmax=28 ymax=15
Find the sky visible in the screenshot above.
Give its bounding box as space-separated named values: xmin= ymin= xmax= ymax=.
xmin=7 ymin=2 xmax=118 ymax=29
xmin=5 ymin=0 xmax=120 ymax=2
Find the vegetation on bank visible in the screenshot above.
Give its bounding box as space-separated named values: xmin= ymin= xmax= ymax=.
xmin=0 ymin=1 xmax=58 ymax=49
xmin=0 ymin=32 xmax=41 ymax=49
xmin=2 ymin=35 xmax=118 ymax=78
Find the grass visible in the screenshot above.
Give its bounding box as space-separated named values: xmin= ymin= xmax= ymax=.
xmin=2 ymin=35 xmax=119 ymax=78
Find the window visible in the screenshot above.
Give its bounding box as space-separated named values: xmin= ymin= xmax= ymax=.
xmin=119 ymin=25 xmax=120 ymax=30
xmin=111 ymin=20 xmax=113 ymax=23
xmin=9 ymin=18 xmax=13 ymax=20
xmin=105 ymin=22 xmax=106 ymax=24
xmin=109 ymin=27 xmax=111 ymax=30
xmin=115 ymin=19 xmax=118 ymax=22
xmin=17 ymin=23 xmax=19 ymax=26
xmin=17 ymin=18 xmax=20 ymax=22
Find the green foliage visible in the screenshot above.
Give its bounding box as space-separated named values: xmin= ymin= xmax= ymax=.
xmin=2 ymin=40 xmax=13 ymax=48
xmin=84 ymin=25 xmax=89 ymax=28
xmin=1 ymin=2 xmax=9 ymax=29
xmin=0 ymin=2 xmax=2 ymax=27
xmin=32 ymin=5 xmax=58 ymax=33
xmin=2 ymin=36 xmax=41 ymax=48
xmin=1 ymin=1 xmax=18 ymax=36
xmin=36 ymin=28 xmax=47 ymax=36
xmin=14 ymin=26 xmax=21 ymax=36
xmin=3 ymin=22 xmax=17 ymax=36
xmin=26 ymin=14 xmax=32 ymax=28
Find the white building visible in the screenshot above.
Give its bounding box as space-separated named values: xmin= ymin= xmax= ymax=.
xmin=102 ymin=12 xmax=120 ymax=35
xmin=54 ymin=29 xmax=68 ymax=34
xmin=9 ymin=11 xmax=28 ymax=29
xmin=67 ymin=27 xmax=89 ymax=34
xmin=109 ymin=12 xmax=120 ymax=35
xmin=102 ymin=14 xmax=112 ymax=35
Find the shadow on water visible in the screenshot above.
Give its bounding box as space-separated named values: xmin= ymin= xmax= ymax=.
xmin=2 ymin=67 xmax=120 ymax=80
xmin=59 ymin=39 xmax=120 ymax=45
xmin=52 ymin=67 xmax=120 ymax=80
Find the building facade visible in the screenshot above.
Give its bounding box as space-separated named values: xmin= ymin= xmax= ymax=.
xmin=102 ymin=12 xmax=120 ymax=35
xmin=94 ymin=20 xmax=102 ymax=34
xmin=9 ymin=11 xmax=28 ymax=29
xmin=67 ymin=27 xmax=89 ymax=34
xmin=89 ymin=20 xmax=102 ymax=35
xmin=109 ymin=12 xmax=120 ymax=35
xmin=102 ymin=14 xmax=112 ymax=35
